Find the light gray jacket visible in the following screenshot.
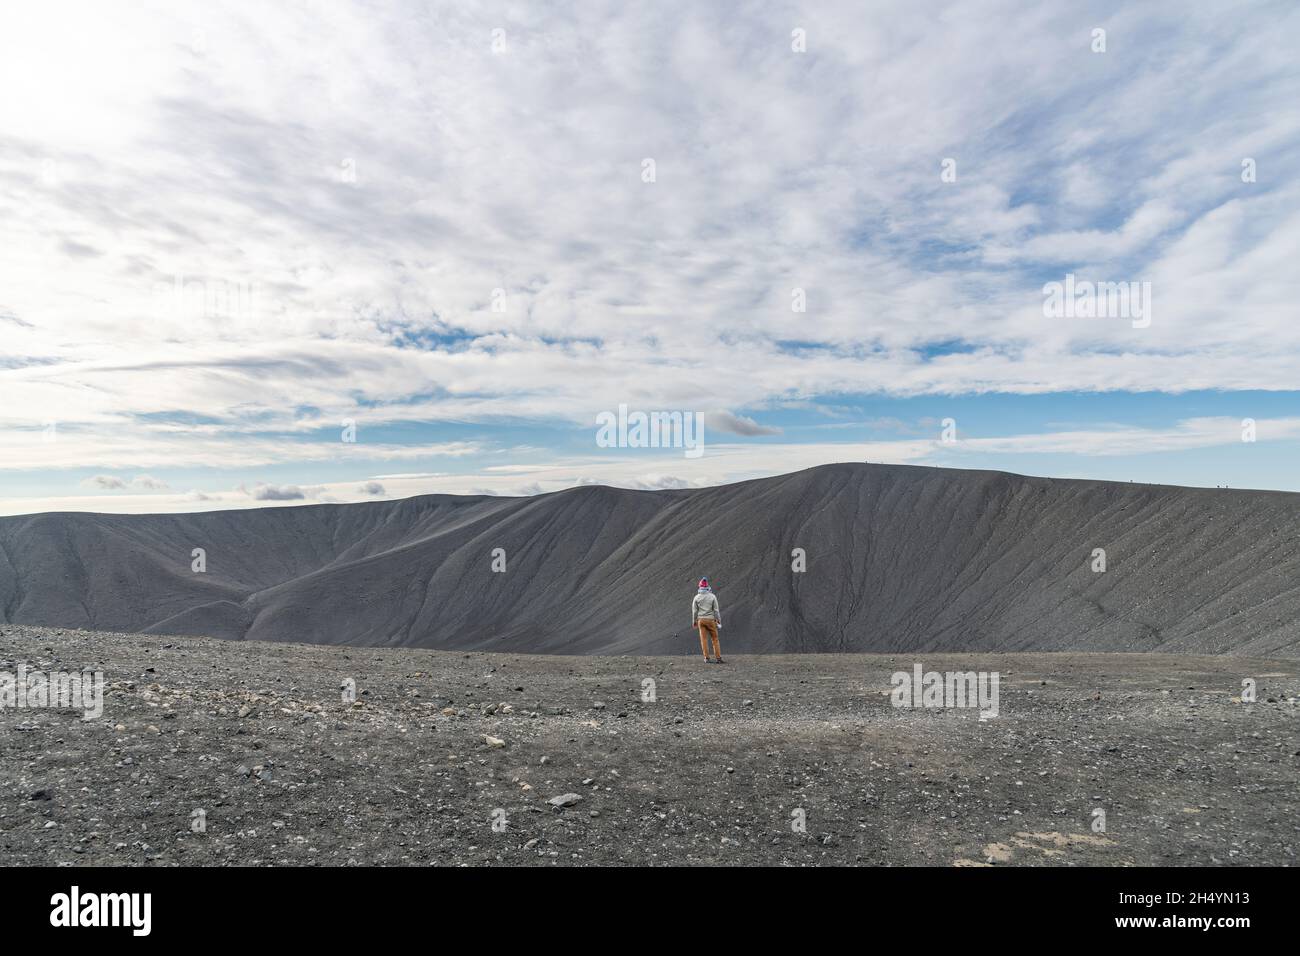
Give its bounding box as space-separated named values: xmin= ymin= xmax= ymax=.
xmin=692 ymin=590 xmax=721 ymax=625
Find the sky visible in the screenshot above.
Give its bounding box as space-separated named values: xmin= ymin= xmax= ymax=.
xmin=1 ymin=0 xmax=1299 ymax=515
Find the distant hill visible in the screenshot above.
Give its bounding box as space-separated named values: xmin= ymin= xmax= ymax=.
xmin=1 ymin=463 xmax=1297 ymax=656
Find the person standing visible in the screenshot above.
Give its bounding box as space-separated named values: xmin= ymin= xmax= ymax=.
xmin=692 ymin=577 xmax=724 ymax=663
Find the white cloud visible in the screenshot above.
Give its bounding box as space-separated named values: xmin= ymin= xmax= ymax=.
xmin=80 ymin=473 xmax=171 ymax=492
xmin=242 ymin=482 xmax=322 ymax=502
xmin=1 ymin=0 xmax=1297 ymax=497
xmin=705 ymin=411 xmax=781 ymax=437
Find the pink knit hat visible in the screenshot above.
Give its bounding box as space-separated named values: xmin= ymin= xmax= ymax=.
xmin=698 ymin=578 xmax=709 ymax=588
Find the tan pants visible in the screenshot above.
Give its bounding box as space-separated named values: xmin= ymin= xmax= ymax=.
xmin=697 ymin=619 xmax=721 ymax=660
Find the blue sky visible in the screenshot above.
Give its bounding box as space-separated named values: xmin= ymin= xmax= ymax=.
xmin=1 ymin=1 xmax=1299 ymax=513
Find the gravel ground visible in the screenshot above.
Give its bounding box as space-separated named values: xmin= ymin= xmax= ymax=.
xmin=2 ymin=625 xmax=1297 ymax=866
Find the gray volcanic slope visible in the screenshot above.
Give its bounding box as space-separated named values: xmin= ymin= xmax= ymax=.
xmin=0 ymin=463 xmax=1298 ymax=656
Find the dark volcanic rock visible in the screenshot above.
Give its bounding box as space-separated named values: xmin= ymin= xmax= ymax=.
xmin=1 ymin=463 xmax=1298 ymax=655
xmin=1 ymin=625 xmax=1296 ymax=866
